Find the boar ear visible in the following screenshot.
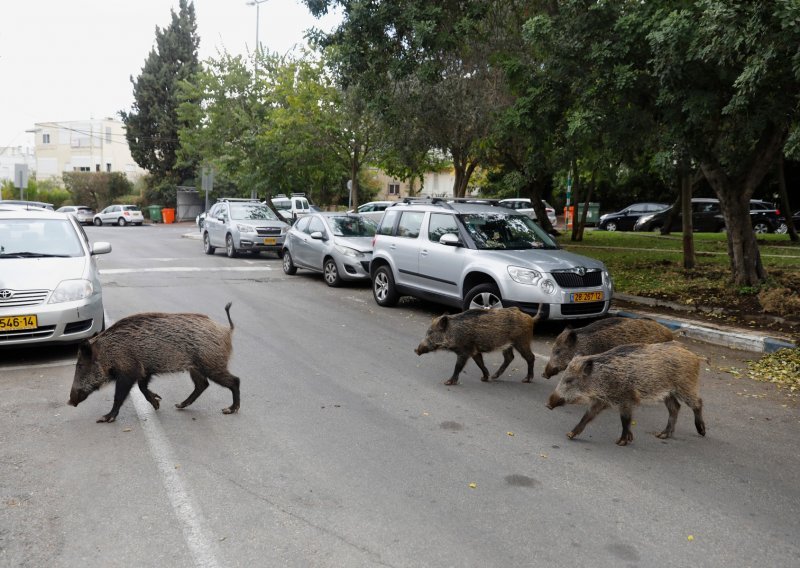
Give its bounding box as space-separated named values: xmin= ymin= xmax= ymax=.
xmin=433 ymin=315 xmax=449 ymax=331
xmin=78 ymin=340 xmax=96 ymax=361
xmin=564 ymin=329 xmax=577 ymax=345
xmin=580 ymin=359 xmax=594 ymax=376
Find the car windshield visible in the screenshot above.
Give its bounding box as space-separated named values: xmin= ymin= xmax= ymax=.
xmin=230 ymin=203 xmax=278 ymax=221
xmin=272 ymin=201 xmax=290 ymax=211
xmin=121 ymin=205 xmax=140 ymax=212
xmin=327 ymin=215 xmax=377 ymax=237
xmin=460 ymin=213 xmax=558 ymax=250
xmin=0 ymin=218 xmax=84 ymax=258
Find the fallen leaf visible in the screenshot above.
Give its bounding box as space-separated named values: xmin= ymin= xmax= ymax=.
xmin=507 ymin=432 xmax=514 ymax=437
xmin=122 ymin=428 xmax=132 ymax=432
xmin=687 ymin=535 xmax=694 ymax=542
xmin=469 ymin=483 xmax=477 ymax=489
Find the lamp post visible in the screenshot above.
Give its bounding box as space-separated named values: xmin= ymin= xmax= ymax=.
xmin=247 ymin=0 xmax=269 ymax=76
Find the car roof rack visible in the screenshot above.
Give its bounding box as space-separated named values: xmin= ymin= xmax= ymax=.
xmin=218 ymin=197 xmax=260 ymax=202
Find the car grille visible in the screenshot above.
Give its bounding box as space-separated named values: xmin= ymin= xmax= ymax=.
xmin=256 ymin=227 xmax=282 ymax=236
xmin=560 ymin=301 xmax=606 ymax=316
xmin=64 ymin=319 xmax=94 ymax=334
xmin=0 ymin=325 xmax=56 ymax=342
xmin=551 ymin=270 xmax=602 ymax=288
xmin=0 ymin=289 xmax=49 ymax=307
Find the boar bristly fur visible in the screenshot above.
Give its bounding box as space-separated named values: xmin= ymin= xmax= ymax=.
xmin=69 ymin=302 xmax=240 ymax=423
xmin=545 ymin=342 xmax=705 ymax=446
xmin=543 ymin=317 xmax=675 ymax=379
xmin=414 ymin=305 xmax=544 ymax=385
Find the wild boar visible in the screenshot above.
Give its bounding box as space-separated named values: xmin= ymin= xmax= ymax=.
xmin=68 ymin=302 xmax=240 ymax=423
xmin=545 ymin=342 xmax=705 ymax=446
xmin=414 ymin=305 xmax=544 ymax=385
xmin=543 ymin=317 xmax=675 ymax=378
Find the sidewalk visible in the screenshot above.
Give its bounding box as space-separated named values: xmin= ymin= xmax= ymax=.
xmin=611 ymin=293 xmax=796 ymax=354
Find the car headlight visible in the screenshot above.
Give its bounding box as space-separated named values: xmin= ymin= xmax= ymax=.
xmin=335 ymin=245 xmax=363 ymax=258
xmin=507 ymin=265 xmax=542 ymax=285
xmin=236 ymin=224 xmax=256 ymax=234
xmin=280 ymin=226 xmax=288 ymax=235
xmin=49 ymin=279 xmax=94 ymax=303
xmin=540 ymin=279 xmax=556 ymax=295
xmin=604 ymin=270 xmax=613 ymax=291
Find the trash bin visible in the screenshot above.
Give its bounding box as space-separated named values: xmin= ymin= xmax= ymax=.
xmin=565 ymin=203 xmax=601 ymax=228
xmin=147 ymin=205 xmax=163 ymax=223
xmin=162 ymin=208 xmax=175 ymax=224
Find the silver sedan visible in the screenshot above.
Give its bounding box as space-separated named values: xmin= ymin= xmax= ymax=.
xmin=282 ymin=212 xmax=377 ymax=286
xmin=0 ymin=209 xmax=111 ymax=346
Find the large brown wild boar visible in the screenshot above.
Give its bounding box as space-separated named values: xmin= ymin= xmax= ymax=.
xmin=414 ymin=306 xmax=544 ymax=385
xmin=543 ymin=317 xmax=675 ymax=378
xmin=68 ymin=302 xmax=240 ymax=423
xmin=545 ymin=342 xmax=705 ymax=446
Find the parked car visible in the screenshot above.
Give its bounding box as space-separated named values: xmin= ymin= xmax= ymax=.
xmin=0 ymin=209 xmax=111 ymax=346
xmin=271 ymin=193 xmax=311 ymax=222
xmin=634 ymin=198 xmax=785 ymax=233
xmin=202 ymin=198 xmax=289 ymax=258
xmin=348 ymin=201 xmax=395 ymax=222
xmin=498 ymin=198 xmax=558 ymax=227
xmin=196 ymin=211 xmax=206 ymax=231
xmin=598 ymin=202 xmax=669 ymax=231
xmin=93 ymin=204 xmax=144 ymax=226
xmin=0 ymin=200 xmax=54 ymax=211
xmin=282 ymin=212 xmax=377 ymax=286
xmin=634 ymin=198 xmax=724 ymax=232
xmin=370 ymin=199 xmax=612 ymax=319
xmin=56 ymin=205 xmax=94 ymax=225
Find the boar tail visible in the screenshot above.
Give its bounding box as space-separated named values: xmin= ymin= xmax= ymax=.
xmin=224 ymin=302 xmax=235 ymax=331
xmin=531 ymin=303 xmax=546 ymax=325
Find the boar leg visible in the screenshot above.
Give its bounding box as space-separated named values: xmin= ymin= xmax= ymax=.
xmin=681 ymin=394 xmax=705 ymax=436
xmin=208 ymin=371 xmax=240 ymax=414
xmin=616 ymin=405 xmax=635 ymax=446
xmin=515 ymin=344 xmax=536 ymax=383
xmin=472 ymin=353 xmax=492 ymax=381
xmin=656 ymin=394 xmax=681 ymax=439
xmin=445 ymin=354 xmax=471 ymax=385
xmin=175 ymin=368 xmax=210 ymax=410
xmin=490 ymin=347 xmax=514 ymax=381
xmin=137 ymin=375 xmax=162 ymax=410
xmin=567 ymin=400 xmax=608 ymax=440
xmin=97 ymin=374 xmax=136 ymax=423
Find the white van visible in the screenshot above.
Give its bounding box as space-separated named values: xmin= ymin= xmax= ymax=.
xmin=271 ymin=193 xmax=311 ymax=222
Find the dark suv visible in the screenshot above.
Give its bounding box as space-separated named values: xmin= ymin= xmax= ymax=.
xmin=370 ymin=198 xmax=613 ymax=320
xmin=634 ymin=198 xmax=785 ymax=233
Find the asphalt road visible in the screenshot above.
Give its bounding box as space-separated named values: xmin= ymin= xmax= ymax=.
xmin=1 ymin=222 xmax=798 ymax=568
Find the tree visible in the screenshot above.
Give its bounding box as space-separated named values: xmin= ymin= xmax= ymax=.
xmin=121 ymin=0 xmax=200 ymax=187
xmin=62 ymin=172 xmax=133 ymax=211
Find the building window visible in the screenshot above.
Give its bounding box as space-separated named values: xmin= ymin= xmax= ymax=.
xmin=96 ymin=164 xmax=101 ymax=172
xmin=388 ymin=183 xmax=400 ymax=196
xmin=75 ymin=166 xmax=91 ymax=172
xmin=106 ymin=163 xmax=112 ymax=172
xmin=105 ymin=127 xmax=112 ymax=143
xmin=42 ymin=133 xmax=50 ymax=144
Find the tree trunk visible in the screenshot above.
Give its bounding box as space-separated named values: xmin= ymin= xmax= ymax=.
xmin=570 ymin=159 xmax=582 ymax=241
xmin=680 ymin=166 xmax=695 ymax=269
xmin=524 ymin=178 xmax=558 ymax=235
xmin=350 ymin=142 xmax=360 ymax=210
xmin=574 ymin=168 xmax=596 ymax=242
xmin=777 ymin=155 xmax=798 ymax=242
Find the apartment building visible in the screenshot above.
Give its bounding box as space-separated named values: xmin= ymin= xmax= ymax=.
xmin=0 ymin=146 xmax=36 ymax=183
xmin=365 ymin=167 xmax=457 ymax=201
xmin=31 ymin=119 xmax=146 ymax=182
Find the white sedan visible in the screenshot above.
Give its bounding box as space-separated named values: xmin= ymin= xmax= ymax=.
xmin=93 ymin=204 xmax=144 ymax=226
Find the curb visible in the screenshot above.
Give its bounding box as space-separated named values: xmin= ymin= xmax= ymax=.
xmin=609 ymin=304 xmax=796 ymax=354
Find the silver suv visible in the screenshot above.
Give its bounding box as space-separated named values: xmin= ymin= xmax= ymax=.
xmin=202 ymin=198 xmax=289 ymax=258
xmin=370 ymin=199 xmax=613 ymax=319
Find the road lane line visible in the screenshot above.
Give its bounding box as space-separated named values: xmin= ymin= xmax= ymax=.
xmin=101 ymin=266 xmax=273 ymax=274
xmin=103 ymin=313 xmax=221 ymax=568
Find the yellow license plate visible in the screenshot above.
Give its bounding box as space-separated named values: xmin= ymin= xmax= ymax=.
xmin=570 ymin=292 xmax=604 ymax=303
xmin=263 ymin=238 xmax=277 ymax=245
xmin=0 ymin=315 xmax=38 ymax=330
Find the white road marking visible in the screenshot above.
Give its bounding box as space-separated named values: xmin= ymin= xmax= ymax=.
xmin=101 ymin=266 xmax=273 ymax=274
xmin=1 ymin=360 xmax=75 ymax=372
xmin=104 ymin=312 xmax=222 ymax=568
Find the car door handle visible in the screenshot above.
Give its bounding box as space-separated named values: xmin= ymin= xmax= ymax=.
xmin=420 ymin=249 xmax=429 ymax=257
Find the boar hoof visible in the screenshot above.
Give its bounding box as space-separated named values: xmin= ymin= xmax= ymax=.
xmin=655 ymin=430 xmax=672 ymax=439
xmin=444 ymin=379 xmax=459 ymax=385
xmin=222 ymin=406 xmax=239 ymax=415
xmin=566 ymin=431 xmax=577 ymax=440
xmin=616 ymin=433 xmax=634 ymax=446
xmin=481 ymin=376 xmax=491 ymax=382
xmin=96 ymin=414 xmax=116 ymax=423
xmin=521 ymin=377 xmax=532 ymax=383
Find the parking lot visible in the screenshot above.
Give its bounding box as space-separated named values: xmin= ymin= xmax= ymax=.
xmin=2 ymin=222 xmax=799 ymax=568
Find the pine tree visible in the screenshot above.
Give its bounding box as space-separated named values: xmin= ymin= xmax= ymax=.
xmin=121 ymin=0 xmax=200 ymax=184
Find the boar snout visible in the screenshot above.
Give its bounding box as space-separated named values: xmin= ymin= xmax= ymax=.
xmin=546 ymin=392 xmax=566 ymax=410
xmin=68 ymin=388 xmax=89 ymax=407
xmin=415 ymin=344 xmax=430 ymax=356
xmin=543 ymin=363 xmax=558 ymax=379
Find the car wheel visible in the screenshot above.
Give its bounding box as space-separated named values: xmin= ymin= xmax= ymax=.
xmin=605 ymin=221 xmax=617 ymax=232
xmin=753 ymin=222 xmax=770 ymax=234
xmin=776 ymin=222 xmax=788 ymax=235
xmin=464 ymin=283 xmax=503 ymax=311
xmin=324 ymin=257 xmax=342 ymax=287
xmin=93 ymin=218 xmax=102 ymax=226
xmin=118 ymin=217 xmax=127 ymax=227
xmin=282 ymin=250 xmax=297 ymax=275
xmin=203 ymin=232 xmax=215 ymax=255
xmin=373 ymin=265 xmax=399 ymax=307
xmin=225 ymin=234 xmax=238 ymax=258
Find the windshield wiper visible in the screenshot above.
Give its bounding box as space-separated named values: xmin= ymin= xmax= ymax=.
xmin=0 ymin=251 xmax=71 ymax=258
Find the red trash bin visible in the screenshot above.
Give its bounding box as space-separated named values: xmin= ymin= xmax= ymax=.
xmin=162 ymin=208 xmax=175 ymax=224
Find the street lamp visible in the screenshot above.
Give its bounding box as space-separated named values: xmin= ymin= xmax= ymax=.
xmin=247 ymin=0 xmax=269 ymax=76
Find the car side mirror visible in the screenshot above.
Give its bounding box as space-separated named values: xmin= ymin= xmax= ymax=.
xmin=91 ymin=242 xmax=112 ymax=255
xmin=310 ymin=231 xmax=325 ymax=240
xmin=439 ymin=233 xmax=461 ymax=246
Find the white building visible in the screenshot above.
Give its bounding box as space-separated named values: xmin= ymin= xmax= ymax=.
xmin=0 ymin=146 xmax=36 ymax=183
xmin=30 ymin=119 xmax=146 ymax=182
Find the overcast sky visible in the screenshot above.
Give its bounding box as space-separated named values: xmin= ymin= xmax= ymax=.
xmin=0 ymin=0 xmax=341 ymax=148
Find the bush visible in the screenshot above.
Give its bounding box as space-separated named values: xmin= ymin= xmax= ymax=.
xmin=758 ymin=287 xmax=800 ymax=317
